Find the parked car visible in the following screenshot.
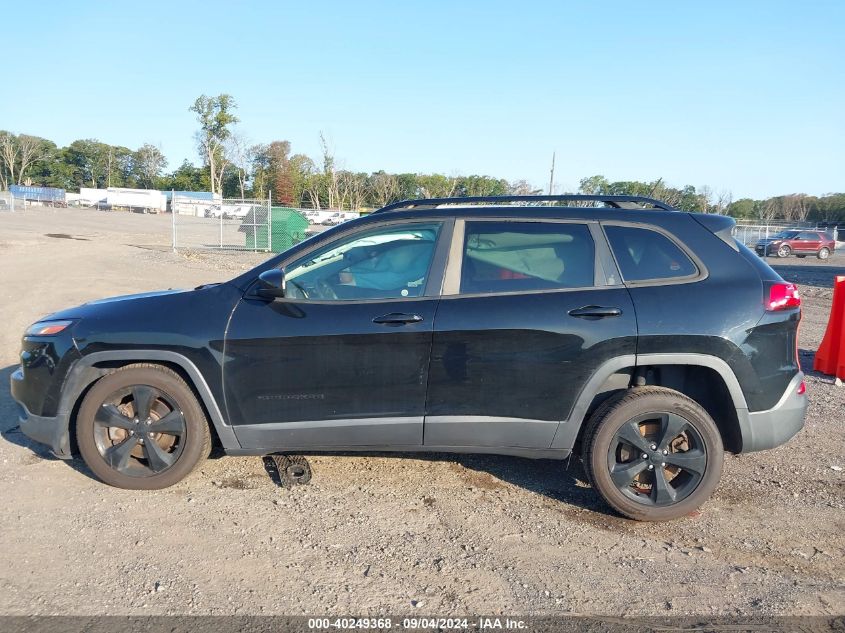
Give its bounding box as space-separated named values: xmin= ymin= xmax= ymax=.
xmin=204 ymin=204 xmax=224 ymax=219
xmin=320 ymin=212 xmax=345 ymax=226
xmin=204 ymin=204 xmax=256 ymax=220
xmin=11 ymin=194 xmax=807 ymax=521
xmin=755 ymin=230 xmax=835 ymax=259
xmin=223 ymin=204 xmax=254 ymax=220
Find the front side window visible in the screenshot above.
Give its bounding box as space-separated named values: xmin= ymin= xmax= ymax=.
xmin=461 ymin=222 xmax=595 ymax=294
xmin=284 ymin=222 xmax=441 ymax=300
xmin=604 ymin=225 xmax=697 ymax=282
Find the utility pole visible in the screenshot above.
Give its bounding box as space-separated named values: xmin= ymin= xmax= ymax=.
xmin=548 ymin=151 xmax=556 ymax=195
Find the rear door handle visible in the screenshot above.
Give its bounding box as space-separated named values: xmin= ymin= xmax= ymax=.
xmin=372 ymin=313 xmax=424 ymax=325
xmin=568 ymin=305 xmax=622 ymax=318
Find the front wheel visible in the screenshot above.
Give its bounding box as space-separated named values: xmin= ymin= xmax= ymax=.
xmin=777 ymin=244 xmax=792 ymax=258
xmin=582 ymin=387 xmax=724 ymax=521
xmin=818 ymin=247 xmax=831 ymax=260
xmin=76 ymin=364 xmax=211 ymax=489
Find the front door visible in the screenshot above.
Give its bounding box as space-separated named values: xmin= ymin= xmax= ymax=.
xmin=424 ymin=219 xmax=637 ymax=449
xmin=223 ymin=220 xmax=449 ymax=451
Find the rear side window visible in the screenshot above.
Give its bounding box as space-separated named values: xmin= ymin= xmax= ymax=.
xmin=461 ymin=222 xmax=595 ymax=294
xmin=797 ymin=231 xmax=819 ymax=240
xmin=605 ymin=225 xmax=697 ymax=282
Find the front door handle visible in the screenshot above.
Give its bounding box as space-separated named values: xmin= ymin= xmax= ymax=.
xmin=568 ymin=305 xmax=622 ymax=318
xmin=372 ymin=313 xmax=424 ymax=325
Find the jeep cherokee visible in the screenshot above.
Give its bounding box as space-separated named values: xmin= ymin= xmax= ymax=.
xmin=10 ymin=195 xmax=807 ymax=521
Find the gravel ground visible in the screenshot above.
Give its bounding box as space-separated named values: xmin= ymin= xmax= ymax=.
xmin=0 ymin=207 xmax=842 ymax=617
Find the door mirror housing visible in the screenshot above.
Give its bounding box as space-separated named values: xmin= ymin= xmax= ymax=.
xmin=257 ymin=268 xmax=286 ymax=298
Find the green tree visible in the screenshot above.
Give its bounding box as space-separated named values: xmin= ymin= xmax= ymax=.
xmin=727 ymin=198 xmax=757 ymax=220
xmin=288 ymin=153 xmax=317 ymax=207
xmin=65 ymin=139 xmax=112 ymax=188
xmin=417 ymin=173 xmax=457 ymax=198
xmin=456 ymin=175 xmax=509 ymax=197
xmin=578 ymin=175 xmax=610 ymax=195
xmin=189 ymin=94 xmax=239 ymax=195
xmin=160 ymin=160 xmax=210 ymax=192
xmin=132 ymin=144 xmax=168 ymax=189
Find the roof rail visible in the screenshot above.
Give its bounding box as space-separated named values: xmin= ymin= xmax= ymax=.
xmin=374 ymin=194 xmax=676 ymax=213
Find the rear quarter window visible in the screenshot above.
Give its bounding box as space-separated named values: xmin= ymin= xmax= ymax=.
xmin=604 ymin=225 xmax=697 ymax=283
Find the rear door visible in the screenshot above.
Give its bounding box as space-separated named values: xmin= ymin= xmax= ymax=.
xmin=424 ymin=219 xmax=637 ymax=450
xmin=797 ymin=231 xmax=821 ymax=253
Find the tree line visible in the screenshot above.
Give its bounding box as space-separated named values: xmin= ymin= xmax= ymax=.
xmin=2 ymin=93 xmax=843 ymax=222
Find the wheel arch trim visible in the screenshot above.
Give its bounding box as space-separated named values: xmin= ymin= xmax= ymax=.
xmin=61 ymin=350 xmax=240 ymax=450
xmin=635 ymin=353 xmax=749 ymax=409
xmin=551 ymin=352 xmax=750 ymax=450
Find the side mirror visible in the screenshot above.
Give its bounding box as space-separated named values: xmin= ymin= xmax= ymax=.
xmin=257 ymin=268 xmax=286 ymax=298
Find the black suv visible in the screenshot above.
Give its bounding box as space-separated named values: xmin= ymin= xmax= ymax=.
xmin=11 ymin=195 xmax=807 ymax=521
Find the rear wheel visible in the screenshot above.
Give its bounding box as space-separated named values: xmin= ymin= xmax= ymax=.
xmin=818 ymin=247 xmax=831 ymax=260
xmin=76 ymin=364 xmax=211 ymax=489
xmin=777 ymin=244 xmax=792 ymax=258
xmin=582 ymin=387 xmax=724 ymax=521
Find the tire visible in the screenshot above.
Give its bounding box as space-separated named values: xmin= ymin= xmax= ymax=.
xmin=777 ymin=244 xmax=792 ymax=258
xmin=582 ymin=387 xmax=724 ymax=521
xmin=76 ymin=364 xmax=211 ymax=489
xmin=818 ymin=247 xmax=830 ymax=260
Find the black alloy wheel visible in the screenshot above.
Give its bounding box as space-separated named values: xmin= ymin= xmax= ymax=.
xmin=582 ymin=386 xmax=724 ymax=521
xmin=92 ymin=384 xmax=186 ymax=476
xmin=77 ymin=364 xmax=211 ymax=489
xmin=607 ymin=412 xmax=706 ymax=507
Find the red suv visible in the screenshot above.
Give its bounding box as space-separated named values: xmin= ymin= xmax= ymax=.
xmin=755 ymin=230 xmax=835 ymax=259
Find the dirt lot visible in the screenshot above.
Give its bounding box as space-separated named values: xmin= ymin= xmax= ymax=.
xmin=0 ymin=207 xmax=843 ymax=617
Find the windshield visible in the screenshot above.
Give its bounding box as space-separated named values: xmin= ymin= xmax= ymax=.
xmin=773 ymin=231 xmax=799 ymax=239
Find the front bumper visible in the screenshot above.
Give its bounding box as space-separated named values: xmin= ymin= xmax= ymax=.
xmin=741 ymin=372 xmax=807 ymax=452
xmin=10 ymin=367 xmax=72 ymax=459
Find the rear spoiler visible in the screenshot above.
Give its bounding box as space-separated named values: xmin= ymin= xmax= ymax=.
xmin=691 ymin=214 xmax=738 ymax=251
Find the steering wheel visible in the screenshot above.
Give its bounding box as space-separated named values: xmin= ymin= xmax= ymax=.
xmin=316 ymin=278 xmax=338 ymax=300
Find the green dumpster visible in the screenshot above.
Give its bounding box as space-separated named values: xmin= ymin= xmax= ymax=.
xmin=240 ymin=207 xmax=309 ymax=252
xmin=268 ymin=207 xmax=310 ymax=252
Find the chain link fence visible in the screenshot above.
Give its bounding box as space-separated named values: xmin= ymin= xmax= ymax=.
xmin=0 ymin=191 xmax=16 ymax=211
xmin=732 ymin=223 xmax=840 ymax=245
xmin=171 ymin=195 xmax=275 ymax=251
xmin=733 ymin=224 xmax=787 ymax=246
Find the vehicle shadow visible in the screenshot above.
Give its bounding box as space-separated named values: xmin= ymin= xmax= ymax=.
xmin=450 ymin=452 xmax=611 ymax=514
xmin=316 ymin=449 xmax=617 ymax=518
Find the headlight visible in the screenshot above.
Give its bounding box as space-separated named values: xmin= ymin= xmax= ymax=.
xmin=25 ymin=320 xmax=73 ymax=336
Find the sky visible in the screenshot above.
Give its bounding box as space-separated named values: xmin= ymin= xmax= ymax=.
xmin=1 ymin=0 xmax=843 ymax=199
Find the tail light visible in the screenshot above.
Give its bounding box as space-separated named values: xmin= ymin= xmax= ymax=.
xmin=767 ymin=283 xmax=801 ymax=311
